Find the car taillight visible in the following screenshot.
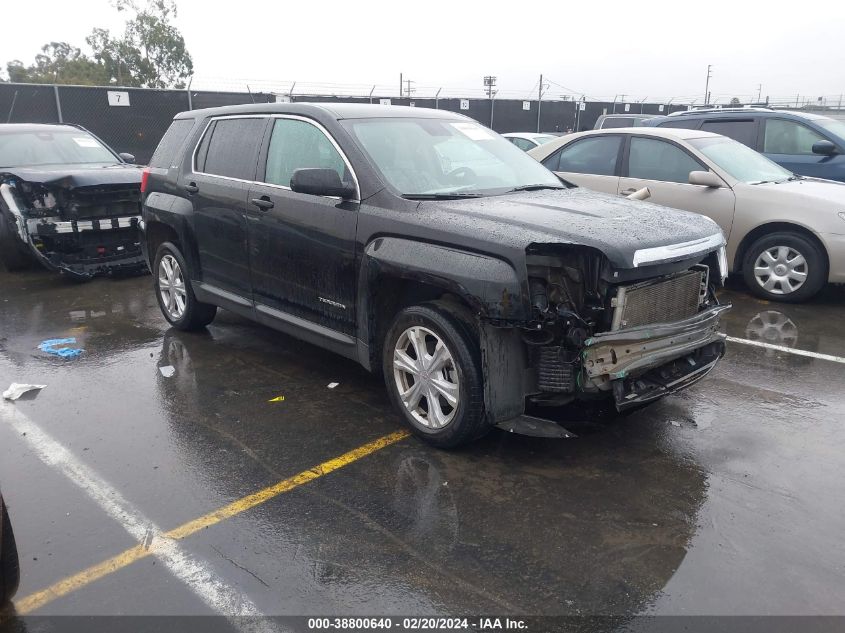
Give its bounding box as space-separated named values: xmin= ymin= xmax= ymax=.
xmin=140 ymin=168 xmax=150 ymax=194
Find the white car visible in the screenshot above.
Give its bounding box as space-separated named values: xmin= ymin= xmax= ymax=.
xmin=502 ymin=132 xmax=558 ymax=151
xmin=529 ymin=127 xmax=845 ymax=302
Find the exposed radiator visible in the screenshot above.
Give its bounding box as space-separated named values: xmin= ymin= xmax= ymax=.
xmin=611 ymin=268 xmax=705 ymax=330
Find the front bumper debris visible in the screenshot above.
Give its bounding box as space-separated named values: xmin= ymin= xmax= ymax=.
xmin=582 ymin=303 xmax=730 ymax=381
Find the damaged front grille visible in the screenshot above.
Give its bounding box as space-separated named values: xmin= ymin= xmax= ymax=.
xmin=611 ymin=268 xmax=705 ymax=330
xmin=66 ymin=186 xmax=140 ymax=219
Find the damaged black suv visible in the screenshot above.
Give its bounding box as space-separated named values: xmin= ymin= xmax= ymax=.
xmin=142 ymin=104 xmax=730 ymax=447
xmin=0 ymin=123 xmax=144 ymax=278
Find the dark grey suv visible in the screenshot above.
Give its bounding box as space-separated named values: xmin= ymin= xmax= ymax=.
xmin=141 ymin=103 xmax=729 ymax=447
xmin=646 ymin=108 xmax=845 ymax=182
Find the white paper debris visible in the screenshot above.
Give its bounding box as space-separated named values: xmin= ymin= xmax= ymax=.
xmin=670 ymin=421 xmax=682 ymax=427
xmin=3 ymin=383 xmax=46 ymax=401
xmin=159 ymin=365 xmax=175 ymax=378
xmin=327 ymin=382 xmax=339 ymax=389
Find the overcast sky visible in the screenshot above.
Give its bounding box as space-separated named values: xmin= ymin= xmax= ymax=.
xmin=2 ymin=0 xmax=844 ymax=104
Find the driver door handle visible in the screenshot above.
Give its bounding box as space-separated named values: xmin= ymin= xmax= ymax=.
xmin=250 ymin=196 xmax=274 ymax=211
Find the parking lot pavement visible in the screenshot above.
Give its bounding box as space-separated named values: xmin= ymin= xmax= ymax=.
xmin=1 ymin=269 xmax=844 ymax=622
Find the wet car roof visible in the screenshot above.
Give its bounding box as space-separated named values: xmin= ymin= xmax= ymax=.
xmin=0 ymin=123 xmax=86 ymax=134
xmin=173 ymin=102 xmax=470 ymax=121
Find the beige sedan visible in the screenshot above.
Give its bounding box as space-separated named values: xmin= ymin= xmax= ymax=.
xmin=529 ymin=127 xmax=845 ymax=302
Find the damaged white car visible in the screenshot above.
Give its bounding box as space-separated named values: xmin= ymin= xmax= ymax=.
xmin=0 ymin=123 xmax=145 ymax=278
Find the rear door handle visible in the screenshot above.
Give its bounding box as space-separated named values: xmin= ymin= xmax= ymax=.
xmin=250 ymin=196 xmax=274 ymax=211
xmin=184 ymin=182 xmax=199 ymax=194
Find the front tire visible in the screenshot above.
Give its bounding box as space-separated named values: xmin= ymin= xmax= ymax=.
xmin=0 ymin=498 xmax=20 ymax=604
xmin=383 ymin=304 xmax=488 ymax=448
xmin=742 ymin=232 xmax=826 ymax=303
xmin=153 ymin=242 xmax=217 ymax=330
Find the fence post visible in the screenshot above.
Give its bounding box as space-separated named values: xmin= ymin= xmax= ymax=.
xmin=186 ymin=76 xmax=193 ymax=110
xmin=53 ymin=85 xmax=63 ymax=123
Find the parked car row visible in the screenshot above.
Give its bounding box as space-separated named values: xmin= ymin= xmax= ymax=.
xmin=529 ymin=125 xmax=845 ymax=302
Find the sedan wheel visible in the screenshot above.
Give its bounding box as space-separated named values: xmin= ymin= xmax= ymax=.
xmin=393 ymin=325 xmax=460 ymax=429
xmin=753 ymin=245 xmax=808 ymax=296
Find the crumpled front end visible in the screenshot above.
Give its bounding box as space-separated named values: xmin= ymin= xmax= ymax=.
xmin=0 ymin=178 xmax=145 ymax=279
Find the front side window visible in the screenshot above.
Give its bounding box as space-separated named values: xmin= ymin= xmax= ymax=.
xmin=0 ymin=129 xmax=117 ymax=168
xmin=264 ymin=118 xmax=349 ymax=188
xmin=627 ymin=137 xmax=704 ymax=184
xmin=553 ymin=136 xmax=622 ymax=175
xmin=699 ymin=119 xmax=757 ymax=148
xmin=199 ymin=117 xmax=265 ymax=180
xmin=763 ymin=119 xmax=827 ymax=155
xmin=689 ymin=136 xmax=793 ymax=184
xmin=343 ymin=118 xmax=560 ymax=196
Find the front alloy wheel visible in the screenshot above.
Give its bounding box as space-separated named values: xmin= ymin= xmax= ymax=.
xmin=393 ymin=325 xmax=460 ymax=429
xmin=383 ymin=303 xmax=488 ymax=448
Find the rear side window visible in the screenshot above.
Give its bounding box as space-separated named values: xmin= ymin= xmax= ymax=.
xmin=263 ymin=118 xmax=349 ymax=188
xmin=600 ymin=117 xmax=632 ymax=129
xmin=699 ymin=119 xmax=757 ymax=148
xmin=627 ymin=137 xmax=705 ymax=184
xmin=763 ymin=119 xmax=827 ymax=155
xmin=546 ymin=136 xmax=622 ymax=175
xmin=149 ymin=119 xmax=193 ymax=168
xmin=199 ymin=118 xmax=266 ymax=180
xmin=657 ymin=118 xmax=702 ymax=130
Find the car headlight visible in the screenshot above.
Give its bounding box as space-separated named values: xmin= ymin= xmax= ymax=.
xmin=717 ymin=245 xmax=728 ymax=283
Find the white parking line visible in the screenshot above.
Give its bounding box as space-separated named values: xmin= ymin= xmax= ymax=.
xmin=726 ymin=336 xmax=845 ymax=364
xmin=0 ymin=402 xmax=274 ymax=624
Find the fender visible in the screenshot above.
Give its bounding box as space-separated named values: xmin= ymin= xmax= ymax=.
xmin=141 ymin=193 xmax=201 ymax=276
xmin=358 ymin=237 xmax=529 ymax=422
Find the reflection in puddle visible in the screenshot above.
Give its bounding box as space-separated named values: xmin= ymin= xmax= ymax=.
xmin=745 ymin=310 xmax=798 ymax=348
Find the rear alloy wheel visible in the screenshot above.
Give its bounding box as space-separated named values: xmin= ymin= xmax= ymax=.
xmin=383 ymin=304 xmax=488 ymax=448
xmin=153 ymin=242 xmax=217 ymax=330
xmin=742 ymin=232 xmax=826 ymax=303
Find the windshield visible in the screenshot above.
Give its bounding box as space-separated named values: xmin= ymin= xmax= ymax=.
xmin=688 ymin=136 xmax=793 ymax=183
xmin=533 ymin=135 xmax=557 ymax=145
xmin=342 ymin=118 xmax=562 ymax=197
xmin=0 ymin=129 xmax=118 ymax=168
xmin=815 ymin=118 xmax=845 ymax=141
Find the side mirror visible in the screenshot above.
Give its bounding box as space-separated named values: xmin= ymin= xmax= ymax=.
xmin=689 ymin=170 xmax=723 ymax=188
xmin=290 ymin=168 xmax=356 ymax=199
xmin=812 ymin=140 xmax=837 ymax=156
xmin=119 ymin=152 xmax=136 ymax=164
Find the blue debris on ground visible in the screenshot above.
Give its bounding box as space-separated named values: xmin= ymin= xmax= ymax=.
xmin=38 ymin=338 xmax=84 ymax=358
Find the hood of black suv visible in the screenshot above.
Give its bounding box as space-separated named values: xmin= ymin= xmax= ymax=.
xmin=1 ymin=163 xmax=142 ymax=189
xmin=415 ymin=187 xmax=724 ymax=269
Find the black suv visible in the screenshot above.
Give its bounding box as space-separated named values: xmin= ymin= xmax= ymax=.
xmin=141 ymin=103 xmax=729 ymax=447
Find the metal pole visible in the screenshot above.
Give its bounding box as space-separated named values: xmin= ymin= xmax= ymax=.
xmin=289 ymin=81 xmax=296 ymax=103
xmin=54 ymin=85 xmax=63 ymax=123
xmin=246 ymin=85 xmax=255 ymax=104
xmin=704 ymin=65 xmax=712 ymax=105
xmin=400 ymin=73 xmax=403 ymax=98
xmin=7 ymin=90 xmax=18 ymax=123
xmin=369 ymin=85 xmax=375 ymax=104
xmin=537 ymin=74 xmax=542 ymax=133
xmin=435 ymin=87 xmax=442 ymax=109
xmin=186 ymin=76 xmax=193 ymax=110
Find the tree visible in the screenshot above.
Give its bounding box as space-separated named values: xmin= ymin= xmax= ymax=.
xmin=87 ymin=0 xmax=193 ymax=88
xmin=6 ymin=42 xmax=110 ymax=85
xmin=729 ymin=97 xmax=741 ymax=106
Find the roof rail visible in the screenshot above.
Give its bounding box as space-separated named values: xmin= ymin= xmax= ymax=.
xmin=667 ymin=106 xmax=775 ymax=117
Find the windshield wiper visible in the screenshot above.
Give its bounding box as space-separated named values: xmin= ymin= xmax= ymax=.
xmin=402 ymin=192 xmax=484 ymax=200
xmin=505 ymin=184 xmax=566 ymax=193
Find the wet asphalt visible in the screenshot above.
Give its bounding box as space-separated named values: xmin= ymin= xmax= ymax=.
xmin=0 ymin=269 xmax=844 ymax=625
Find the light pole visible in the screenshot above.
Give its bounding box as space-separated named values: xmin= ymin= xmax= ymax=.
xmin=704 ymin=64 xmax=713 ymax=105
xmin=484 ymin=76 xmax=497 ymax=128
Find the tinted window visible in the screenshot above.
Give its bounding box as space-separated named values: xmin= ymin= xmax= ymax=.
xmin=658 ymin=118 xmax=703 ymax=130
xmin=510 ymin=137 xmax=535 ymax=151
xmin=763 ymin=119 xmax=827 ymax=155
xmin=202 ymin=118 xmax=265 ymax=180
xmin=699 ymin=119 xmax=757 ymax=148
xmin=601 ymin=117 xmax=635 ymax=129
xmin=149 ymin=119 xmax=193 ymax=168
xmin=264 ymin=118 xmax=349 ymax=188
xmin=553 ymin=136 xmax=622 ymax=175
xmin=627 ymin=137 xmax=704 ymax=184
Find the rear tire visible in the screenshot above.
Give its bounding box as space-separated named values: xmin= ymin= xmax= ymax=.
xmin=153 ymin=242 xmax=217 ymax=331
xmin=383 ymin=303 xmax=488 ymax=448
xmin=741 ymin=232 xmax=826 ymax=303
xmin=0 ymin=498 xmax=20 ymax=604
xmin=0 ymin=208 xmax=35 ymax=272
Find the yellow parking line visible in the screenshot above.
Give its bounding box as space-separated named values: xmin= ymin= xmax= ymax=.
xmin=15 ymin=430 xmax=410 ymax=614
